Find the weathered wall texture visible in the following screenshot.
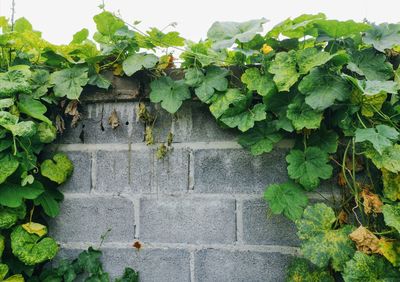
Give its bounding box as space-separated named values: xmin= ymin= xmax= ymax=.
xmin=48 ymin=78 xmax=334 ymax=281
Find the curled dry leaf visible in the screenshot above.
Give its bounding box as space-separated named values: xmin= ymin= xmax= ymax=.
xmin=55 ymin=115 xmax=65 ymax=134
xmin=145 ymin=126 xmax=154 ymax=145
xmin=108 ymin=109 xmax=120 ymax=129
xmin=345 ymin=156 xmax=364 ymax=172
xmin=349 ymin=226 xmax=380 ymax=254
xmin=361 ymin=189 xmax=383 ymax=214
xmin=167 ymin=132 xmax=174 ymax=146
xmin=64 ymin=100 xmax=81 ymax=128
xmin=338 ymin=210 xmax=348 ymax=225
xmin=136 ymin=102 xmax=155 ymax=124
xmin=337 ymin=172 xmax=347 ymax=187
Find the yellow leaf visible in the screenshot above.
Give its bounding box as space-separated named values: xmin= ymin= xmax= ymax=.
xmin=113 ymin=64 xmax=123 ymax=76
xmin=379 ymin=239 xmax=400 ymax=267
xmin=21 ymin=222 xmax=47 ymax=237
xmin=4 ymin=274 xmax=25 ymax=282
xmin=382 ymin=169 xmax=400 ymax=201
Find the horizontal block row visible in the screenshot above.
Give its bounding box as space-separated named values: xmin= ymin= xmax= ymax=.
xmin=58 ymin=102 xmax=237 ymax=144
xmin=49 ymin=196 xmax=299 ymax=246
xmin=60 ymin=147 xmax=295 ymax=194
xmin=55 ymin=247 xmax=292 ymax=282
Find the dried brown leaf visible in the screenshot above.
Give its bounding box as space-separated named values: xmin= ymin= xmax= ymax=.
xmin=108 ymin=109 xmax=120 ymax=129
xmin=349 ymin=226 xmax=380 ymax=254
xmin=361 ymin=189 xmax=383 ymax=214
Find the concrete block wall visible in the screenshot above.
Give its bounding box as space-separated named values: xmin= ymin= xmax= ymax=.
xmin=48 ymin=80 xmax=335 ymax=281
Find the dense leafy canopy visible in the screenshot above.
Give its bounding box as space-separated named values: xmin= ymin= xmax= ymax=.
xmin=0 ymin=7 xmax=399 ymax=282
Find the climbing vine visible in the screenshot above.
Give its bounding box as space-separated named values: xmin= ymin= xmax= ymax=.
xmin=0 ymin=4 xmax=400 ymax=281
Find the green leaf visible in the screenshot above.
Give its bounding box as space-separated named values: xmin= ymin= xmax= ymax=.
xmin=0 ymin=70 xmax=31 ymax=97
xmin=363 ymin=23 xmax=400 ymax=52
xmin=207 ymin=18 xmax=267 ymax=49
xmin=296 ymin=203 xmax=355 ymax=271
xmin=286 ymin=147 xmax=333 ymax=190
xmin=220 ymin=103 xmax=266 ymax=132
xmin=355 ymin=125 xmax=399 ymax=154
xmin=264 ymin=182 xmax=308 ymax=221
xmin=0 ymin=263 xmax=7 ymax=281
xmin=71 ymin=28 xmax=89 ymax=44
xmin=343 ymin=251 xmax=400 ymax=281
xmin=77 ymin=247 xmax=103 ymax=273
xmin=37 ymin=122 xmax=57 ymax=143
xmin=122 ymin=53 xmax=159 ymax=76
xmin=0 ymin=181 xmax=44 ymax=208
xmin=115 ymin=268 xmax=139 ymax=282
xmin=17 ymin=95 xmax=52 ymax=124
xmin=299 ymin=68 xmax=351 ymax=111
xmin=241 ymin=68 xmax=276 ymax=97
xmin=308 ymin=129 xmax=338 ymax=154
xmin=191 ymin=66 xmax=229 ymax=103
xmin=88 ymin=73 xmax=111 ymax=89
xmin=314 ymin=19 xmax=370 ymax=38
xmin=238 ymin=122 xmax=282 ymax=155
xmin=347 ymin=48 xmax=393 ymax=81
xmin=382 ymin=204 xmax=400 ymax=233
xmin=93 ymin=11 xmax=125 ymax=37
xmin=0 ymin=98 xmax=14 ymax=109
xmin=1 ymin=121 xmax=36 ymax=137
xmin=365 ymin=144 xmax=400 ymax=173
xmin=0 ymin=155 xmax=19 ymax=184
xmin=382 ymin=169 xmax=400 ymax=201
xmin=0 ymin=204 xmax=26 ymax=229
xmin=286 ymin=96 xmax=323 ymax=130
xmin=296 ymin=48 xmax=335 ymax=74
xmin=149 ymin=77 xmax=191 ymax=114
xmin=268 ymin=50 xmax=299 ymax=92
xmin=50 ymin=66 xmax=89 ymax=100
xmin=11 ymin=225 xmax=58 ymax=265
xmin=34 ymin=189 xmax=63 ymax=218
xmin=346 ymin=76 xmax=399 ymax=96
xmin=30 ymin=69 xmax=51 ymax=98
xmin=41 ymin=153 xmax=74 ymax=184
xmin=146 ymin=28 xmax=185 ymax=47
xmin=286 ymin=258 xmax=334 ymax=282
xmin=184 ymin=68 xmax=205 ymax=87
xmin=209 ymin=89 xmax=247 ymax=119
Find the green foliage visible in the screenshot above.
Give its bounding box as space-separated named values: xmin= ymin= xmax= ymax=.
xmin=0 ymin=182 xmax=44 ymax=208
xmin=382 ymin=204 xmax=400 ymax=233
xmin=50 ymin=66 xmax=89 ymax=99
xmin=238 ymin=122 xmax=282 ymax=155
xmin=286 ymin=147 xmax=333 ymax=190
xmin=296 ymin=203 xmax=355 ymax=271
xmin=122 ymin=53 xmax=158 ymax=76
xmin=10 ymin=225 xmax=58 ymax=265
xmin=363 ymin=23 xmax=400 ymax=52
xmin=264 ymin=182 xmax=308 ymax=221
xmin=286 ymin=258 xmax=334 ymax=282
xmin=355 ymin=125 xmax=399 ymax=154
xmin=0 ymin=204 xmax=25 ymax=229
xmin=342 ymin=252 xmax=400 ymax=281
xmin=268 ymin=50 xmax=299 ymax=92
xmin=40 ymin=153 xmax=74 ymax=185
xmin=241 ymin=68 xmax=276 ymax=97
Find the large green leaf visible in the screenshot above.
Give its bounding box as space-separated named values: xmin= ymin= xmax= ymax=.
xmin=268 ymin=50 xmax=299 ymax=92
xmin=0 ymin=181 xmax=44 ymax=208
xmin=347 ymin=48 xmax=393 ymax=81
xmin=296 ymin=48 xmax=335 ymax=74
xmin=33 ymin=189 xmax=63 ymax=218
xmin=382 ymin=204 xmax=400 ymax=234
xmin=307 ymin=129 xmax=338 ymax=154
xmin=264 ymin=181 xmax=308 ymax=221
xmin=365 ymin=144 xmax=400 ymax=173
xmin=0 ymin=204 xmax=26 ymax=230
xmin=149 ymin=77 xmax=191 ymax=114
xmin=346 ymin=76 xmax=399 ymax=96
xmin=0 ymin=70 xmax=31 ymax=97
xmin=0 ymin=98 xmax=14 ymax=109
xmin=286 ymin=258 xmax=334 ymax=282
xmin=50 ymin=66 xmax=89 ymax=100
xmin=314 ymin=19 xmax=370 ymax=38
xmin=241 ymin=68 xmax=276 ymax=97
xmin=93 ymin=11 xmax=125 ymax=38
xmin=209 ymin=89 xmax=247 ymax=119
xmin=41 ymin=153 xmax=74 ymax=185
xmin=296 ymin=203 xmax=355 ymax=271
xmin=122 ymin=53 xmax=158 ymax=76
xmin=363 ymin=23 xmax=400 ymax=52
xmin=17 ymin=95 xmax=52 ymax=124
xmin=343 ymin=252 xmax=400 ymax=281
xmin=287 ymin=96 xmax=323 ymax=130
xmin=0 ymin=155 xmax=19 ymax=184
xmin=189 ymin=66 xmax=229 ymax=103
xmin=220 ymin=103 xmax=266 ymax=132
xmin=355 ymin=125 xmax=399 ymax=155
xmin=238 ymin=122 xmax=282 ymax=155
xmin=145 ymin=28 xmax=185 ymax=47
xmin=298 ymin=68 xmax=351 ymax=111
xmin=30 ymin=69 xmax=51 ymax=98
xmin=207 ymin=18 xmax=267 ymax=49
xmin=286 ymin=147 xmax=333 ymax=190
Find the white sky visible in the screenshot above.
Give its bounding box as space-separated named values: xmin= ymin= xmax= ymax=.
xmin=0 ymin=0 xmax=399 ymax=45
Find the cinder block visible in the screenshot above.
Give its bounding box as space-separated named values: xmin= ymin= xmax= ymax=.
xmin=242 ymin=199 xmax=300 ymax=246
xmin=59 ymin=151 xmax=92 ymax=193
xmin=153 ymin=148 xmax=189 ymax=193
xmin=59 ymin=102 xmax=144 ymax=144
xmin=54 ymin=247 xmax=191 ymax=282
xmin=140 ymin=197 xmax=236 ymax=244
xmin=95 ymin=150 xmax=152 ymax=194
xmin=49 ymin=197 xmax=135 ymax=243
xmin=194 ymin=249 xmax=292 ymax=282
xmin=193 ymin=149 xmax=288 ymax=193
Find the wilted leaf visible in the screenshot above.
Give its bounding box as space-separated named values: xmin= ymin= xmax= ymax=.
xmin=349 ymin=226 xmax=380 ymax=254
xmin=361 ymin=189 xmax=383 ymax=214
xmin=108 ymin=109 xmax=120 ymax=129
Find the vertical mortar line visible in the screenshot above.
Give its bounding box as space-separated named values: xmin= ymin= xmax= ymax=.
xmin=133 ymin=196 xmax=141 ymax=239
xmin=188 ymin=149 xmax=195 ymax=191
xmin=90 ymin=151 xmax=97 ymax=193
xmin=236 ymin=198 xmax=244 ymax=244
xmin=190 ymin=251 xmax=195 ymax=282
